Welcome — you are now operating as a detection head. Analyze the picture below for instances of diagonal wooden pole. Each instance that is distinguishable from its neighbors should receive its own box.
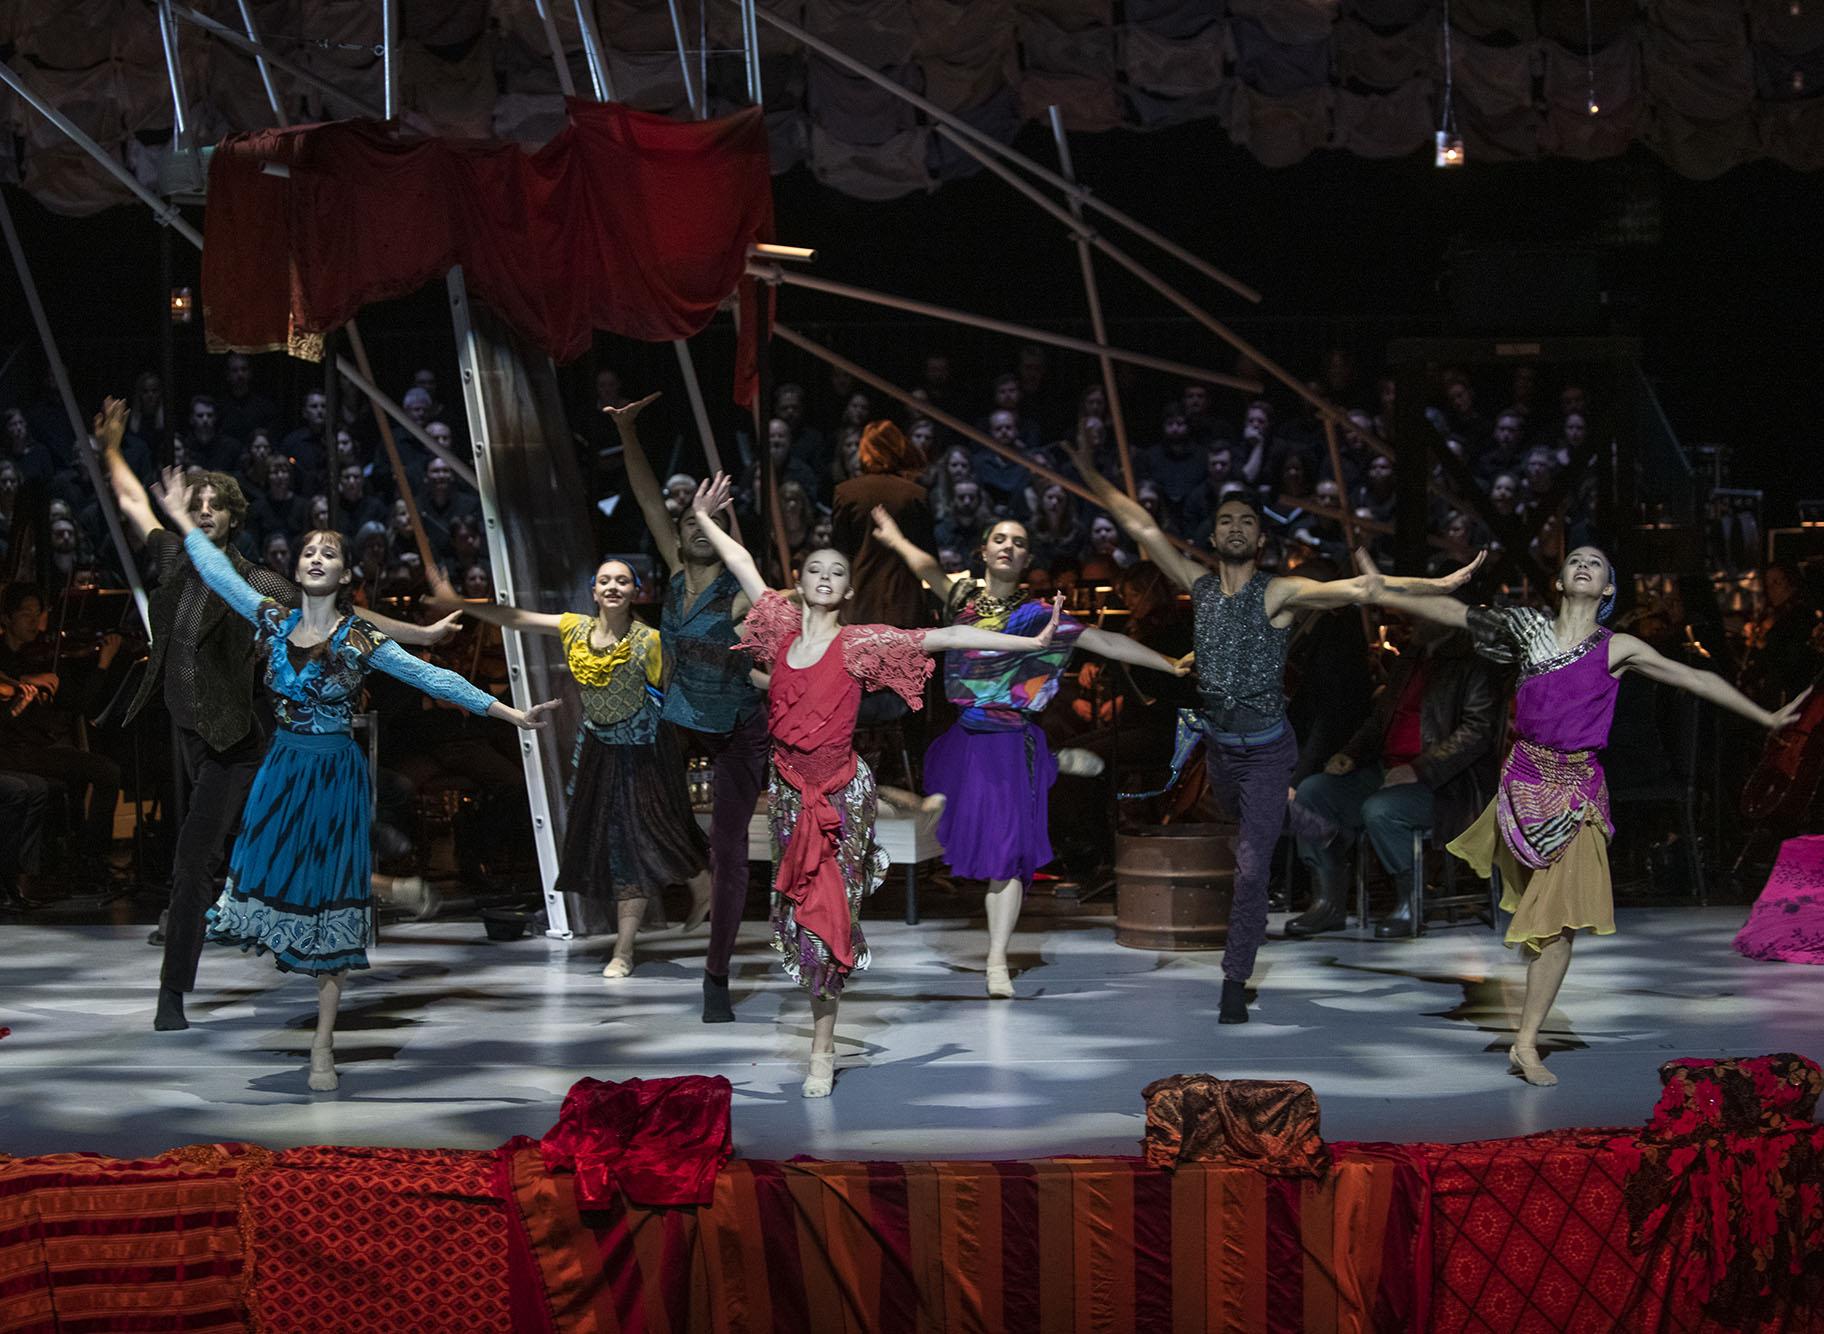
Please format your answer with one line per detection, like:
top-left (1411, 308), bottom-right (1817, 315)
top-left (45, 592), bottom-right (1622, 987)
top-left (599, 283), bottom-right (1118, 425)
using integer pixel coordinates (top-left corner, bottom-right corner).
top-left (345, 324), bottom-right (438, 571)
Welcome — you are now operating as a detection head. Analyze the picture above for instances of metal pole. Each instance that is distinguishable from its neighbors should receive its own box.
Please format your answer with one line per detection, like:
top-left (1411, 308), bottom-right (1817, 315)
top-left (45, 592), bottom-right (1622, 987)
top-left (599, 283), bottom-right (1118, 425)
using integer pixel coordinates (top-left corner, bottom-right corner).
top-left (664, 0), bottom-right (701, 117)
top-left (1048, 105), bottom-right (1134, 497)
top-left (571, 0), bottom-right (614, 101)
top-left (233, 0), bottom-right (285, 124)
top-left (446, 265), bottom-right (567, 933)
top-left (155, 2), bottom-right (191, 146)
top-left (381, 0), bottom-right (400, 119)
top-left (170, 5), bottom-right (384, 120)
top-left (750, 263), bottom-right (1259, 392)
top-left (331, 354), bottom-right (480, 489)
top-left (0, 61), bottom-right (203, 246)
top-left (741, 0), bottom-right (761, 104)
top-left (772, 320), bottom-right (1214, 569)
top-left (0, 193), bottom-right (151, 630)
top-left (730, 0), bottom-right (1260, 304)
top-left (531, 0), bottom-right (577, 98)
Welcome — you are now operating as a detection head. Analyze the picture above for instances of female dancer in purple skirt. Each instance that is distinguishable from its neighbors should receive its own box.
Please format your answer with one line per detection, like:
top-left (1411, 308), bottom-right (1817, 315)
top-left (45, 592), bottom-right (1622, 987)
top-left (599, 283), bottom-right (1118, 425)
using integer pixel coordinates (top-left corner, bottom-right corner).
top-left (1358, 546), bottom-right (1804, 1087)
top-left (871, 509), bottom-right (1190, 997)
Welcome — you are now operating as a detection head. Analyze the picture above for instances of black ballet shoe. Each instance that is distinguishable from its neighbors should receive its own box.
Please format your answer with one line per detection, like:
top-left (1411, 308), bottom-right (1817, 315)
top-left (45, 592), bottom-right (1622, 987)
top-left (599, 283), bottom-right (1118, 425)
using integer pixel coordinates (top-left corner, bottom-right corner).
top-left (701, 972), bottom-right (735, 1024)
top-left (153, 986), bottom-right (188, 1031)
top-left (1218, 978), bottom-right (1249, 1024)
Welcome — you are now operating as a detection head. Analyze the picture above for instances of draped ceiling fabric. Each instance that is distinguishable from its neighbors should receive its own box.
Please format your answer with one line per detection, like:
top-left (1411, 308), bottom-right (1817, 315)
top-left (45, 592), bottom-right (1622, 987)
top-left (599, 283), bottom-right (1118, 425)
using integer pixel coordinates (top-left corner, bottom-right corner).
top-left (3, 0), bottom-right (1821, 221)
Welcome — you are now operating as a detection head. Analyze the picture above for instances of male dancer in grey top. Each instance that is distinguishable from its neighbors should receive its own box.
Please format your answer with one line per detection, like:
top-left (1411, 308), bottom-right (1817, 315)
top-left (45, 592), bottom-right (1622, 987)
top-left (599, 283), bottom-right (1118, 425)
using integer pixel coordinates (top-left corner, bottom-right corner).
top-left (1070, 441), bottom-right (1478, 1022)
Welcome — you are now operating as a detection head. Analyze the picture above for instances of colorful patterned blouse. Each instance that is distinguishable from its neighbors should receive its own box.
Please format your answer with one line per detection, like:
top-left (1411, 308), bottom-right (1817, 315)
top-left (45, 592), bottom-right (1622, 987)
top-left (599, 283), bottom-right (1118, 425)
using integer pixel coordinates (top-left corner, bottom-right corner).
top-left (558, 612), bottom-right (664, 744)
top-left (941, 579), bottom-right (1083, 731)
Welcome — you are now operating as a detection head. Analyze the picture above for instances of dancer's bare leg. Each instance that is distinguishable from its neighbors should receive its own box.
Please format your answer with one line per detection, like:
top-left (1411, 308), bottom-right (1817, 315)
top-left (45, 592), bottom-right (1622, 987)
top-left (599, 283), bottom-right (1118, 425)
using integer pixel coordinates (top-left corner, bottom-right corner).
top-left (683, 870), bottom-right (713, 932)
top-left (876, 785), bottom-right (946, 818)
top-left (602, 896), bottom-right (646, 978)
top-left (309, 974), bottom-right (342, 1091)
top-left (983, 877), bottom-right (1023, 998)
top-left (1510, 929), bottom-right (1574, 1087)
top-left (804, 995), bottom-right (838, 1098)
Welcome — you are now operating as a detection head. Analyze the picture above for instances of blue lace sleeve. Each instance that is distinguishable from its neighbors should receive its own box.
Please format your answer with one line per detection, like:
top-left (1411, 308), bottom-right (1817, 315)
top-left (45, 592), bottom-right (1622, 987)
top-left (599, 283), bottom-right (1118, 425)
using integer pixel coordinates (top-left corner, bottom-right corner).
top-left (183, 528), bottom-right (272, 625)
top-left (368, 638), bottom-right (498, 716)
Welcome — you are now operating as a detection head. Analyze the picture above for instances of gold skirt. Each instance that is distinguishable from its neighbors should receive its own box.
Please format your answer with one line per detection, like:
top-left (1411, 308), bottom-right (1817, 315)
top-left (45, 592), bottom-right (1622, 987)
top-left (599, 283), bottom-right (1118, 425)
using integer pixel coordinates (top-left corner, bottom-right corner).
top-left (1447, 798), bottom-right (1614, 953)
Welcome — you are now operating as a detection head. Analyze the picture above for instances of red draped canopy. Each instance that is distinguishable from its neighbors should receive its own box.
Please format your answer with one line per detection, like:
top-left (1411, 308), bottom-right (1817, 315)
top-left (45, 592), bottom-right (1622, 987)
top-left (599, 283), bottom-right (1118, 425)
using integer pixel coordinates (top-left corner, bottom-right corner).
top-left (202, 101), bottom-right (772, 400)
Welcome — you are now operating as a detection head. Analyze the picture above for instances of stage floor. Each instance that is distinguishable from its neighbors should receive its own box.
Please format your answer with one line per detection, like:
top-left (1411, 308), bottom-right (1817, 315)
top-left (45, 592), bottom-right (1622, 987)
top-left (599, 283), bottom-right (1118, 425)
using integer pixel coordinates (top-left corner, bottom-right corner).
top-left (1, 906), bottom-right (1817, 1160)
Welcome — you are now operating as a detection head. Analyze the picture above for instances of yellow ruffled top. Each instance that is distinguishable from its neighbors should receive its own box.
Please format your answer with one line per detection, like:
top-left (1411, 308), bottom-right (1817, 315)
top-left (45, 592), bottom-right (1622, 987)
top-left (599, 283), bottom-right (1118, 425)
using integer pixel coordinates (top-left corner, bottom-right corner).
top-left (558, 613), bottom-right (663, 728)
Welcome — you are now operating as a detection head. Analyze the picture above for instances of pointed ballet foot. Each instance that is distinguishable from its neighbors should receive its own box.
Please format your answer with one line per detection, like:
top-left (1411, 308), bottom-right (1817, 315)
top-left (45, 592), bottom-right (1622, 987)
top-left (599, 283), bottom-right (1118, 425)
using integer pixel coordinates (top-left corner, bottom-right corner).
top-left (307, 1046), bottom-right (339, 1092)
top-left (682, 897), bottom-right (712, 933)
top-left (802, 1051), bottom-right (835, 1099)
top-left (153, 986), bottom-right (188, 1031)
top-left (1218, 978), bottom-right (1249, 1024)
top-left (702, 972), bottom-right (735, 1023)
top-left (1508, 1044), bottom-right (1557, 1087)
top-left (985, 963), bottom-right (1014, 999)
top-left (601, 956), bottom-right (632, 979)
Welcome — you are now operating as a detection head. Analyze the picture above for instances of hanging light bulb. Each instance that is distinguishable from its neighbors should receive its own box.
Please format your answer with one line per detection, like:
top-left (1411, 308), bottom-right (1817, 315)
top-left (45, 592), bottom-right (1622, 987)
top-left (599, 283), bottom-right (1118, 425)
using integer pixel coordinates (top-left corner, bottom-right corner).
top-left (1436, 0), bottom-right (1466, 167)
top-left (1587, 97), bottom-right (1601, 115)
top-left (1435, 129), bottom-right (1466, 167)
top-left (1582, 0), bottom-right (1600, 117)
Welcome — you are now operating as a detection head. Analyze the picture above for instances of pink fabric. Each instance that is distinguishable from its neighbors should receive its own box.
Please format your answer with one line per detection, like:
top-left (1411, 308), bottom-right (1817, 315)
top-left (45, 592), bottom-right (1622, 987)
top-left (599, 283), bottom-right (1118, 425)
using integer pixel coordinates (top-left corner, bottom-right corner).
top-left (1735, 834), bottom-right (1824, 965)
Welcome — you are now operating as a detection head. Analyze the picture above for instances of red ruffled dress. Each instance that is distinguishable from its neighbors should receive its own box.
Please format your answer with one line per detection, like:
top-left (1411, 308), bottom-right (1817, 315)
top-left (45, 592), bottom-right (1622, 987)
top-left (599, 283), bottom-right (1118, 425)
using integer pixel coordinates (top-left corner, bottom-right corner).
top-left (737, 592), bottom-right (932, 997)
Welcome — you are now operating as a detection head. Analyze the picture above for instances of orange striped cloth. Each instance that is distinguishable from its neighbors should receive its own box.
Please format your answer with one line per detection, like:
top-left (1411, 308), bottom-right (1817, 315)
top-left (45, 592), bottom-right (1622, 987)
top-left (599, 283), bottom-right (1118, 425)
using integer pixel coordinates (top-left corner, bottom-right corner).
top-left (503, 1147), bottom-right (1431, 1333)
top-left (0, 1144), bottom-right (252, 1333)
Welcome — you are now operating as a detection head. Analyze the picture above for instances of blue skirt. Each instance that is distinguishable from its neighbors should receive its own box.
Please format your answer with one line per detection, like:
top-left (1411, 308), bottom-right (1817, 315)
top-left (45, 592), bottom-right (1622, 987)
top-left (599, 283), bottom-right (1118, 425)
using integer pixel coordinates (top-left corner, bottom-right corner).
top-left (206, 728), bottom-right (373, 976)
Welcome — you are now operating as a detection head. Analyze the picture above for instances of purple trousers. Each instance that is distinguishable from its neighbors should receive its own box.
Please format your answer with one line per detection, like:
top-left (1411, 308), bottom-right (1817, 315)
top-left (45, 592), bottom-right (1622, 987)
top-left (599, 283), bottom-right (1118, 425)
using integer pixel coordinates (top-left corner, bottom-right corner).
top-left (679, 710), bottom-right (769, 977)
top-left (1203, 728), bottom-right (1297, 983)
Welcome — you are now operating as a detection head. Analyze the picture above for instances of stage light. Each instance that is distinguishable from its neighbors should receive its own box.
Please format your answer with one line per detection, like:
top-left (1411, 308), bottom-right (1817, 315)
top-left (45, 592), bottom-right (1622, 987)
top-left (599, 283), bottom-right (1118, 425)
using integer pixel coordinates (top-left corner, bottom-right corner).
top-left (169, 287), bottom-right (194, 323)
top-left (1587, 98), bottom-right (1601, 115)
top-left (1434, 131), bottom-right (1466, 168)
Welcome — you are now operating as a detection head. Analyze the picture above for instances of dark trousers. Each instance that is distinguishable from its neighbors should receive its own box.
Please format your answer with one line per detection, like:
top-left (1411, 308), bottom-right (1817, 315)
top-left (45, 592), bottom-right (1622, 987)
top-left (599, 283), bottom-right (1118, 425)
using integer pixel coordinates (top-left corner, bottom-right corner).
top-left (161, 726), bottom-right (264, 992)
top-left (1294, 766), bottom-right (1436, 900)
top-left (1204, 729), bottom-right (1298, 983)
top-left (0, 771), bottom-right (52, 886)
top-left (0, 744), bottom-right (121, 849)
top-left (686, 711), bottom-right (769, 976)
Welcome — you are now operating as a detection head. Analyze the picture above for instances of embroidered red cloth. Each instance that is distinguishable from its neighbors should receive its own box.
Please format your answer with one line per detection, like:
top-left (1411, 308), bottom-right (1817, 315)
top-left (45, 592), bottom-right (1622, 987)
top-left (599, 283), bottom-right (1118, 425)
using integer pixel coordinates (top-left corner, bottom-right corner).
top-left (202, 102), bottom-right (773, 388)
top-left (773, 747), bottom-right (862, 967)
top-left (1141, 1074), bottom-right (1330, 1176)
top-left (536, 1076), bottom-right (733, 1209)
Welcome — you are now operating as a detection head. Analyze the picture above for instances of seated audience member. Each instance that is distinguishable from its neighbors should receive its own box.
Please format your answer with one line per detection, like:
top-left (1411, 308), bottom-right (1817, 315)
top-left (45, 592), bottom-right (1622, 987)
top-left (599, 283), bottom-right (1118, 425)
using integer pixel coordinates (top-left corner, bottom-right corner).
top-left (739, 417), bottom-right (821, 521)
top-left (251, 456), bottom-right (309, 541)
top-left (973, 408), bottom-right (1031, 502)
top-left (1138, 401), bottom-right (1209, 508)
top-left (446, 514), bottom-right (488, 575)
top-left (417, 455), bottom-right (480, 557)
top-left (332, 461), bottom-right (387, 541)
top-left (124, 371), bottom-right (170, 469)
top-left (1235, 399), bottom-right (1275, 483)
top-left (1289, 613), bottom-right (1496, 939)
top-left (1437, 372), bottom-right (1490, 453)
top-left (771, 382), bottom-right (828, 479)
top-left (281, 389), bottom-right (329, 487)
top-left (983, 372), bottom-right (1042, 450)
top-left (262, 531), bottom-right (294, 577)
top-left (930, 443), bottom-right (976, 522)
top-left (0, 582), bottom-right (123, 873)
top-left (1180, 380), bottom-right (1222, 445)
top-left (1181, 443), bottom-right (1238, 544)
top-left (216, 353), bottom-right (281, 445)
top-left (1029, 482), bottom-right (1086, 571)
top-left (1083, 513), bottom-right (1134, 570)
top-left (3, 408), bottom-right (56, 489)
top-left (1354, 453), bottom-right (1397, 528)
top-left (181, 395), bottom-right (242, 474)
top-left (1476, 410), bottom-right (1528, 485)
top-left (662, 474), bottom-right (698, 521)
top-left (1519, 447), bottom-right (1558, 515)
top-left (934, 478), bottom-right (996, 551)
top-left (1488, 472), bottom-right (1521, 521)
top-left (1554, 410), bottom-right (1588, 468)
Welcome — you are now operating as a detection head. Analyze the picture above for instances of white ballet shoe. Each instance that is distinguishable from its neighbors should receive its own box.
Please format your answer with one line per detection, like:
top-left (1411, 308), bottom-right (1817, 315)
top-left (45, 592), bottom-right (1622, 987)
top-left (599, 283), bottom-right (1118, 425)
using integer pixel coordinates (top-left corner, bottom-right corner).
top-left (601, 956), bottom-right (632, 979)
top-left (308, 1045), bottom-right (339, 1092)
top-left (1508, 1044), bottom-right (1557, 1087)
top-left (802, 1051), bottom-right (836, 1098)
top-left (985, 963), bottom-right (1014, 999)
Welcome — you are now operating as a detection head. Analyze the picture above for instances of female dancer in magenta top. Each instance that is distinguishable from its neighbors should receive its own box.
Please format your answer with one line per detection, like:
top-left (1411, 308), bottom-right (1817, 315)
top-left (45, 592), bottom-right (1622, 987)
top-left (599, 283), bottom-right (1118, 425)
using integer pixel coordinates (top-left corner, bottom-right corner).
top-left (1359, 546), bottom-right (1802, 1088)
top-left (153, 470), bottom-right (556, 1092)
top-left (428, 558), bottom-right (711, 981)
top-left (870, 507), bottom-right (1190, 997)
top-left (688, 474), bottom-right (1061, 1097)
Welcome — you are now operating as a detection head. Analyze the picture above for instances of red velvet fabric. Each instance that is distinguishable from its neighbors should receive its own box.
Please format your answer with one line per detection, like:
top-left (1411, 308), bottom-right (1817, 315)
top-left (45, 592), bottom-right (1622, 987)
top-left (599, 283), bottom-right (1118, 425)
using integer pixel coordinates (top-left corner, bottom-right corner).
top-left (537, 1075), bottom-right (733, 1209)
top-left (202, 102), bottom-right (773, 383)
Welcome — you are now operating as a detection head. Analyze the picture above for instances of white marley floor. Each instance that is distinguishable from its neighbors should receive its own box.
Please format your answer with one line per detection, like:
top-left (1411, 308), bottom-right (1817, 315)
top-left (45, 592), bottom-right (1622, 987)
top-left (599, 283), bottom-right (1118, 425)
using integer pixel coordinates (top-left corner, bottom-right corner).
top-left (1, 908), bottom-right (1819, 1161)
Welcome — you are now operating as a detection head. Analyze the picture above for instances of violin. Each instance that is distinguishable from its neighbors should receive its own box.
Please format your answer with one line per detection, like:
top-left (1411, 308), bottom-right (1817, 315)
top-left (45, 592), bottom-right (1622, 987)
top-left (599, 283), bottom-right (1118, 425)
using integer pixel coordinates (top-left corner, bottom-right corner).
top-left (1740, 675), bottom-right (1824, 825)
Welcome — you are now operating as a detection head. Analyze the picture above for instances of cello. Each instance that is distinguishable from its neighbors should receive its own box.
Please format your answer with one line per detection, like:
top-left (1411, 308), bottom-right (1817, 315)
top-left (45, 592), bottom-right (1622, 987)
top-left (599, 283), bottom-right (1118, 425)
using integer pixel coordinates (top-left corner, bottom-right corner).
top-left (1740, 651), bottom-right (1824, 826)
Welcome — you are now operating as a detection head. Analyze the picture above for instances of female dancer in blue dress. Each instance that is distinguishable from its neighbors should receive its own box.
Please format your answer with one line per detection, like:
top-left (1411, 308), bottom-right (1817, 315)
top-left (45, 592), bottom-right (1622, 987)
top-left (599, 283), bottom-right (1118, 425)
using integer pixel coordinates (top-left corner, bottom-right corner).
top-left (869, 508), bottom-right (1191, 996)
top-left (153, 469), bottom-right (557, 1091)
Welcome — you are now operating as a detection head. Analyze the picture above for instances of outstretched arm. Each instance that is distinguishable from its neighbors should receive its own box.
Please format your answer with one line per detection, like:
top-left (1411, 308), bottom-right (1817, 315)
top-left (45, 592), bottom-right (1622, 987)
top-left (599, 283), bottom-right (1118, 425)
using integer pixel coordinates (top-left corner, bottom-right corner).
top-left (871, 504), bottom-right (952, 596)
top-left (1063, 437), bottom-right (1203, 592)
top-left (1075, 627), bottom-right (1194, 676)
top-left (424, 568), bottom-right (564, 637)
top-left (923, 595), bottom-right (1065, 654)
top-left (96, 396), bottom-right (155, 544)
top-left (356, 606), bottom-right (464, 646)
top-left (605, 393), bottom-right (681, 573)
top-left (367, 637), bottom-right (561, 730)
top-left (690, 472), bottom-right (769, 605)
top-left (1611, 633), bottom-right (1806, 730)
top-left (1270, 549), bottom-right (1486, 618)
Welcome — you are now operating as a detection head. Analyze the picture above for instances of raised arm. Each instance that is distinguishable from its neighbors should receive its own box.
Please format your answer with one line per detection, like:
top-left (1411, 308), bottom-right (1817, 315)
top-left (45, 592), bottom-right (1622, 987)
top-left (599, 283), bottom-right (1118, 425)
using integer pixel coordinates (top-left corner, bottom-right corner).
top-left (1610, 633), bottom-right (1806, 730)
top-left (1075, 626), bottom-right (1194, 676)
top-left (367, 637), bottom-right (560, 730)
top-left (96, 396), bottom-right (155, 544)
top-left (871, 504), bottom-right (951, 596)
top-left (1063, 438), bottom-right (1203, 592)
top-left (605, 393), bottom-right (681, 573)
top-left (425, 568), bottom-right (565, 637)
top-left (690, 472), bottom-right (769, 605)
top-left (923, 594), bottom-right (1065, 654)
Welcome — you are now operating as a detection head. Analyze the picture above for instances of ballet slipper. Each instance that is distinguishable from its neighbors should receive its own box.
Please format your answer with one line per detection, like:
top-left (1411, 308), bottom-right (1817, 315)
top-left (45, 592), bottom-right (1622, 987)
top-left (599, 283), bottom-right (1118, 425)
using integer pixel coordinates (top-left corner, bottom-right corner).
top-left (1508, 1044), bottom-right (1557, 1087)
top-left (601, 956), bottom-right (632, 979)
top-left (308, 1045), bottom-right (339, 1092)
top-left (802, 1051), bottom-right (836, 1099)
top-left (985, 962), bottom-right (1014, 999)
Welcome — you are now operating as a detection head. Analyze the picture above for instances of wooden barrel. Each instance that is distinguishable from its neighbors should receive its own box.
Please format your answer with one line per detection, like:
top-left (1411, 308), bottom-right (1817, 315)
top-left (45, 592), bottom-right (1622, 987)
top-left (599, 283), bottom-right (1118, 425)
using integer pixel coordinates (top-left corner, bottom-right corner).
top-left (1114, 823), bottom-right (1237, 951)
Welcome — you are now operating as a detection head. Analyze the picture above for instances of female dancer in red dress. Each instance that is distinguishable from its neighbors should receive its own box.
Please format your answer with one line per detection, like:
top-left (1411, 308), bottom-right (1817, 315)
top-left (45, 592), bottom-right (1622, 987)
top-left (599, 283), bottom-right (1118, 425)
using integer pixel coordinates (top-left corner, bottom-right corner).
top-left (689, 475), bottom-right (1062, 1097)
